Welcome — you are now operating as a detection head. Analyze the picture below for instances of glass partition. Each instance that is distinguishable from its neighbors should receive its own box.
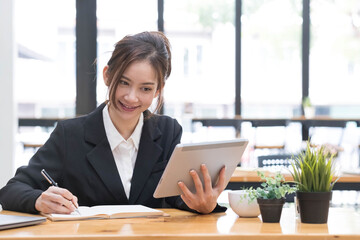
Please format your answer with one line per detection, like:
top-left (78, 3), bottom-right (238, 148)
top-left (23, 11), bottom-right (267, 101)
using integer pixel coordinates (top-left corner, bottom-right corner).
top-left (310, 0), bottom-right (360, 117)
top-left (14, 0), bottom-right (76, 168)
top-left (15, 0), bottom-right (76, 118)
top-left (241, 0), bottom-right (302, 118)
top-left (164, 0), bottom-right (236, 122)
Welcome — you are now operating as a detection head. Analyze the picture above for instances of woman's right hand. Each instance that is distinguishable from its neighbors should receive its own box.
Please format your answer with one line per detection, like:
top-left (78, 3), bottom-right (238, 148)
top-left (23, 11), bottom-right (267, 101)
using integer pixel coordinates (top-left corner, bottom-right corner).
top-left (35, 186), bottom-right (79, 214)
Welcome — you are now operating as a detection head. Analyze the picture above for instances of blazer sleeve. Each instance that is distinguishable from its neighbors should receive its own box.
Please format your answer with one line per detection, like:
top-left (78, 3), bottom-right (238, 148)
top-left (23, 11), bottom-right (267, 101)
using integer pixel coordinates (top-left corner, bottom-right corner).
top-left (0, 122), bottom-right (67, 213)
top-left (163, 120), bottom-right (226, 213)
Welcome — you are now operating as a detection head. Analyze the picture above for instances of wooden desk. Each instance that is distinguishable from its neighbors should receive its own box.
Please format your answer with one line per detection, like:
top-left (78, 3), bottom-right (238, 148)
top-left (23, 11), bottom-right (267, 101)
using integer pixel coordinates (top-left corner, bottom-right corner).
top-left (0, 207), bottom-right (359, 239)
top-left (228, 168), bottom-right (360, 191)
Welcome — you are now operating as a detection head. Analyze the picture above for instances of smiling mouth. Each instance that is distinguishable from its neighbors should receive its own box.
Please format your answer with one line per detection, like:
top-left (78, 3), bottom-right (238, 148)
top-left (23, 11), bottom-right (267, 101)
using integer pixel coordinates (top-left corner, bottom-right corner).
top-left (119, 101), bottom-right (139, 111)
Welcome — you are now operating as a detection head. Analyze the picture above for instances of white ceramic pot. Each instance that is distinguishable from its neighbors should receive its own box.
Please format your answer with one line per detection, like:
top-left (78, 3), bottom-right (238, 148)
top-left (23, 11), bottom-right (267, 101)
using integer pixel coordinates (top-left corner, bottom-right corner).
top-left (228, 190), bottom-right (260, 218)
top-left (304, 107), bottom-right (315, 118)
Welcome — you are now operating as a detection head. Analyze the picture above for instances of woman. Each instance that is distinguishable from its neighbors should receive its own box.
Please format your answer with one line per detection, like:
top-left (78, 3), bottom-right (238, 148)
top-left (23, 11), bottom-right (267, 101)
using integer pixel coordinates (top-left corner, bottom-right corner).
top-left (0, 31), bottom-right (226, 214)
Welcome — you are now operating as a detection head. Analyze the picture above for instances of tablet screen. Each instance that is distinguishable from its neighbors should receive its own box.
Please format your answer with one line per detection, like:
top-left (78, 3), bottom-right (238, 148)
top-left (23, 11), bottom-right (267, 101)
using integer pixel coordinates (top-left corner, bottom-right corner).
top-left (153, 139), bottom-right (248, 198)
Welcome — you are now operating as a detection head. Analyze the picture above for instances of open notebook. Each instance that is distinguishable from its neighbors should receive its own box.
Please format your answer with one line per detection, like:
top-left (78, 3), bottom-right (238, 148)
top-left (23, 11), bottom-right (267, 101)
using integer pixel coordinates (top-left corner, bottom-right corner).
top-left (43, 205), bottom-right (166, 221)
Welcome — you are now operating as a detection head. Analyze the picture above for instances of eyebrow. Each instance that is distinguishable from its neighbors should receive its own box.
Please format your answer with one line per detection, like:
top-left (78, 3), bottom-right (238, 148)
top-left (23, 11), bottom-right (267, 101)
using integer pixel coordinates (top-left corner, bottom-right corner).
top-left (121, 75), bottom-right (156, 85)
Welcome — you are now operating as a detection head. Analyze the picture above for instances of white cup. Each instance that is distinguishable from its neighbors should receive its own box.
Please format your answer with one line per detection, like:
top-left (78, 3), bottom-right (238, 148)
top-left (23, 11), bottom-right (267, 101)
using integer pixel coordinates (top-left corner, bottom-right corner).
top-left (228, 190), bottom-right (260, 218)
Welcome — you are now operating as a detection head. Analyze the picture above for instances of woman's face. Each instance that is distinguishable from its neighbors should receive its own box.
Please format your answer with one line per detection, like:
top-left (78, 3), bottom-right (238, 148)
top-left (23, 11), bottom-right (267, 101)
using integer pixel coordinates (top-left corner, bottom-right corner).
top-left (104, 61), bottom-right (159, 124)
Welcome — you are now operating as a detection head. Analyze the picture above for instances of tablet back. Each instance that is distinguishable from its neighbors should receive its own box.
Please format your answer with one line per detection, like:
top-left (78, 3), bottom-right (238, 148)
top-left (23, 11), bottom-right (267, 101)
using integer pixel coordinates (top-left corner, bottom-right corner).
top-left (153, 139), bottom-right (248, 198)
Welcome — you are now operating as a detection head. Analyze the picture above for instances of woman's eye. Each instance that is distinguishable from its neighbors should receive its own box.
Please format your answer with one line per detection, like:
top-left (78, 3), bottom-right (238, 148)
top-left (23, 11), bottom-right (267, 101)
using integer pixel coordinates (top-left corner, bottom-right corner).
top-left (119, 80), bottom-right (129, 85)
top-left (142, 87), bottom-right (152, 92)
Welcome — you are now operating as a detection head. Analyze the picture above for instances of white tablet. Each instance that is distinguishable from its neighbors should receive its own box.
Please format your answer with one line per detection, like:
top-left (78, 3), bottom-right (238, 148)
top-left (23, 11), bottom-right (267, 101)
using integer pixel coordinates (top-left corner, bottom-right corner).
top-left (153, 139), bottom-right (248, 198)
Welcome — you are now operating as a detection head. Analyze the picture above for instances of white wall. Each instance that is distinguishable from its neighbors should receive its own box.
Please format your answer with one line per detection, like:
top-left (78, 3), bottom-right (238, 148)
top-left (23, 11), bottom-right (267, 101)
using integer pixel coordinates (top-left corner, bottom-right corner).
top-left (0, 0), bottom-right (16, 188)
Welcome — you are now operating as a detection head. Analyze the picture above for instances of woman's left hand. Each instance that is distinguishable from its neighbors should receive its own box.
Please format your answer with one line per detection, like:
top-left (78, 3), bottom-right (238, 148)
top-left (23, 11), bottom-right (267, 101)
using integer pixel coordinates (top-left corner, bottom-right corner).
top-left (177, 164), bottom-right (226, 214)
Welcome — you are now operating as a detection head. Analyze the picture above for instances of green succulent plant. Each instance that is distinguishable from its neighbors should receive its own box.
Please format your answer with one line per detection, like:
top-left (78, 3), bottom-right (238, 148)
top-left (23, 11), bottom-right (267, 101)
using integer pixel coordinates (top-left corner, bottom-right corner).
top-left (245, 171), bottom-right (297, 201)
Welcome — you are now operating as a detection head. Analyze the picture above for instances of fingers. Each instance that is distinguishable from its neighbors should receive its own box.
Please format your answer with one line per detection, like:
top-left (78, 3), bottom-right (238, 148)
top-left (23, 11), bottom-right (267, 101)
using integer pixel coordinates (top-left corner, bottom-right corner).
top-left (50, 186), bottom-right (75, 201)
top-left (177, 181), bottom-right (194, 198)
top-left (190, 169), bottom-right (204, 195)
top-left (35, 186), bottom-right (78, 214)
top-left (177, 164), bottom-right (225, 214)
top-left (50, 187), bottom-right (78, 209)
top-left (178, 181), bottom-right (202, 212)
top-left (178, 181), bottom-right (202, 213)
top-left (71, 195), bottom-right (79, 208)
top-left (188, 164), bottom-right (225, 194)
top-left (200, 164), bottom-right (212, 192)
top-left (36, 194), bottom-right (74, 214)
top-left (40, 198), bottom-right (73, 214)
top-left (214, 166), bottom-right (226, 193)
top-left (50, 187), bottom-right (79, 207)
top-left (179, 193), bottom-right (192, 210)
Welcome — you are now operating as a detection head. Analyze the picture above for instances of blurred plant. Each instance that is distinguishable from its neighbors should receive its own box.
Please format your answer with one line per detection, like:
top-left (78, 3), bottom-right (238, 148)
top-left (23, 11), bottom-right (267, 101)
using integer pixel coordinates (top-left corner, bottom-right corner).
top-left (245, 171), bottom-right (296, 200)
top-left (302, 96), bottom-right (312, 108)
top-left (317, 143), bottom-right (343, 158)
top-left (187, 0), bottom-right (234, 30)
top-left (290, 141), bottom-right (339, 192)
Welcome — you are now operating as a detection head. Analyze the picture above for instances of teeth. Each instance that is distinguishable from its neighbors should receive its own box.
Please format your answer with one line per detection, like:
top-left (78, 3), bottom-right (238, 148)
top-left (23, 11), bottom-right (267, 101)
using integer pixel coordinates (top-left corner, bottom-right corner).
top-left (122, 102), bottom-right (137, 109)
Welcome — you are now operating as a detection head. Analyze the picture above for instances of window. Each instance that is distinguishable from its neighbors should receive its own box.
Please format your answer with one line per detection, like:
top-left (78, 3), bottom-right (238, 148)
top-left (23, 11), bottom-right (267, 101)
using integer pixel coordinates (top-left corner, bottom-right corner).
top-left (241, 0), bottom-right (302, 118)
top-left (15, 0), bottom-right (76, 118)
top-left (310, 0), bottom-right (360, 117)
top-left (164, 0), bottom-right (236, 123)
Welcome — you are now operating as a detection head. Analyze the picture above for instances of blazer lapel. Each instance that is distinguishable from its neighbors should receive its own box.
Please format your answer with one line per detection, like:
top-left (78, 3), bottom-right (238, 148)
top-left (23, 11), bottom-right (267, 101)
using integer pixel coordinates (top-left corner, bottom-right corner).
top-left (129, 117), bottom-right (163, 204)
top-left (84, 103), bottom-right (128, 203)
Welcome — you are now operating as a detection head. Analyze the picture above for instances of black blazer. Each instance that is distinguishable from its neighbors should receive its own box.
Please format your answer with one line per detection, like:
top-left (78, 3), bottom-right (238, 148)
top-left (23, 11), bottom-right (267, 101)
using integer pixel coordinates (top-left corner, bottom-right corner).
top-left (0, 103), bottom-right (187, 213)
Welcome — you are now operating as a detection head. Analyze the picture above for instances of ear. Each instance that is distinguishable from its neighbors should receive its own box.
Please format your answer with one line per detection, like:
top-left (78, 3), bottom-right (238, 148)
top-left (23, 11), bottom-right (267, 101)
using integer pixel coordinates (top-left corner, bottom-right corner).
top-left (103, 66), bottom-right (110, 86)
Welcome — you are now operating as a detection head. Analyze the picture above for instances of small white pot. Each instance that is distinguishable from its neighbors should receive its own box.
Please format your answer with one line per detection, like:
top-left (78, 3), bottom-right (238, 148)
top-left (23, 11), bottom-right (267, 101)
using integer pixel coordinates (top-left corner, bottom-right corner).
top-left (228, 190), bottom-right (260, 218)
top-left (304, 107), bottom-right (315, 118)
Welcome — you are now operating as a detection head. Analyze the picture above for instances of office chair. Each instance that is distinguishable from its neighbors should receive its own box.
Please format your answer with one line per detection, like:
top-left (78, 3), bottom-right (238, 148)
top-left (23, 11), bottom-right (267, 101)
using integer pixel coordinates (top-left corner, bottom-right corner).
top-left (257, 153), bottom-right (297, 202)
top-left (257, 154), bottom-right (296, 171)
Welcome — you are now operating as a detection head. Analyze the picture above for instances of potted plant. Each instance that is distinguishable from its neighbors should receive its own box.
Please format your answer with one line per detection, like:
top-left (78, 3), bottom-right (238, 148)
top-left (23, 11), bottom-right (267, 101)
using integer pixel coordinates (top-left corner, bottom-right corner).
top-left (228, 189), bottom-right (260, 218)
top-left (290, 142), bottom-right (339, 223)
top-left (302, 96), bottom-right (315, 118)
top-left (250, 171), bottom-right (296, 223)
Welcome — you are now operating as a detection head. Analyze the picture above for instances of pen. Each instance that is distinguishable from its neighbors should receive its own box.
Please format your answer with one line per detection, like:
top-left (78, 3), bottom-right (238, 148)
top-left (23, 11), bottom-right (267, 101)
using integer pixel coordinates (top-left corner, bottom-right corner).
top-left (41, 169), bottom-right (80, 214)
top-left (41, 169), bottom-right (58, 187)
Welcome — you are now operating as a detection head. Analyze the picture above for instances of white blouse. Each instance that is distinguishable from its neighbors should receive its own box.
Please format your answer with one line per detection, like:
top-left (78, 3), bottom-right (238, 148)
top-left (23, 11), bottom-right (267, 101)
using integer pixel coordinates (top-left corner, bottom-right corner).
top-left (102, 105), bottom-right (143, 199)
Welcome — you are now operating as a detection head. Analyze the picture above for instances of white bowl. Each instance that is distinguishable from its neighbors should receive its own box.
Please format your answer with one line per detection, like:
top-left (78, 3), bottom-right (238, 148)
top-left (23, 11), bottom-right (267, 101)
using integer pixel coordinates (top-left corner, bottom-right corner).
top-left (228, 190), bottom-right (260, 218)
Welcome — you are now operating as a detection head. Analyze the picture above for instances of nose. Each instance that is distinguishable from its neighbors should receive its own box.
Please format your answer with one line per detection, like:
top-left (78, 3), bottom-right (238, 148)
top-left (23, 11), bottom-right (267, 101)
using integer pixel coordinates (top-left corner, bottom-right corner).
top-left (124, 88), bottom-right (138, 102)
